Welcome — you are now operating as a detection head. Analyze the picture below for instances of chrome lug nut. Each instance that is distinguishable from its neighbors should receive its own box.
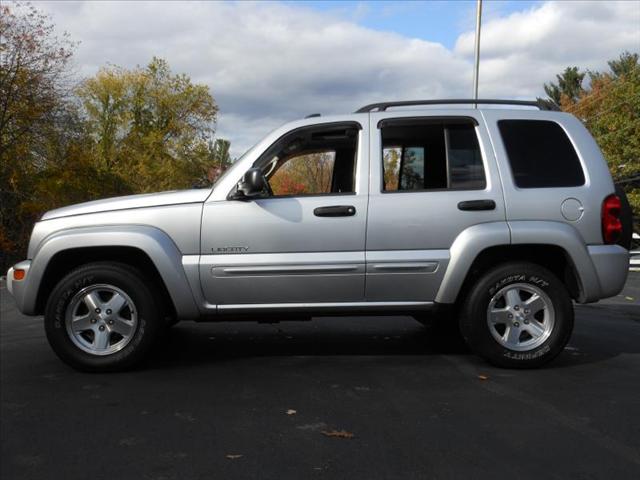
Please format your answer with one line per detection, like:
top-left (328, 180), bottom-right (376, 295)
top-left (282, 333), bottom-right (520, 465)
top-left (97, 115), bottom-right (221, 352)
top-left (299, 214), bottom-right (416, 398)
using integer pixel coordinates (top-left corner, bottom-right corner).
top-left (106, 309), bottom-right (112, 315)
top-left (514, 305), bottom-right (519, 311)
top-left (513, 322), bottom-right (520, 327)
top-left (508, 313), bottom-right (513, 319)
top-left (95, 308), bottom-right (101, 314)
top-left (91, 318), bottom-right (97, 324)
top-left (108, 320), bottom-right (114, 325)
top-left (524, 320), bottom-right (530, 324)
top-left (524, 308), bottom-right (530, 314)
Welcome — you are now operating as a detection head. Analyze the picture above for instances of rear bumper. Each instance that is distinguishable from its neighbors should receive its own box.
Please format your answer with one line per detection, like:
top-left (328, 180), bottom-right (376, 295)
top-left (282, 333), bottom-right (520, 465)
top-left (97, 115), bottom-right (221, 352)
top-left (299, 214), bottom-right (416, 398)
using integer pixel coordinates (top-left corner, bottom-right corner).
top-left (587, 245), bottom-right (629, 300)
top-left (5, 260), bottom-right (32, 314)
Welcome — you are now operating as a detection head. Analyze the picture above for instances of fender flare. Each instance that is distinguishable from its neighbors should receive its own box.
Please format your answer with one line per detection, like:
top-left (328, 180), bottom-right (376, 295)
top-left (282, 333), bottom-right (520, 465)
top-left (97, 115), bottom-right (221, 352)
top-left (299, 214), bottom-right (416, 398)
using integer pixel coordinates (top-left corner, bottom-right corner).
top-left (508, 220), bottom-right (600, 302)
top-left (435, 221), bottom-right (601, 304)
top-left (435, 222), bottom-right (510, 303)
top-left (23, 225), bottom-right (199, 318)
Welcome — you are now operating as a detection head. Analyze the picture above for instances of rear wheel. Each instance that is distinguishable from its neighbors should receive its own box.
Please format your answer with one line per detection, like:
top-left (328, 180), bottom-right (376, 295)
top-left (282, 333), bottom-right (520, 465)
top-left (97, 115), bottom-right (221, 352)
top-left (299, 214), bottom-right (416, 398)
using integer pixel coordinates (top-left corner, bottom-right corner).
top-left (45, 262), bottom-right (163, 372)
top-left (459, 262), bottom-right (573, 368)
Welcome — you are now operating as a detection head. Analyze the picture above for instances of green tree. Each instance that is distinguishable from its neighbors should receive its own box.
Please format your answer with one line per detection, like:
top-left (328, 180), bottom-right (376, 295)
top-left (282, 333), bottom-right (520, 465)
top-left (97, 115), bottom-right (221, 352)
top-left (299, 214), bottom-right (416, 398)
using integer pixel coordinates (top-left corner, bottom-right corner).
top-left (608, 51), bottom-right (639, 79)
top-left (209, 138), bottom-right (232, 182)
top-left (77, 58), bottom-right (220, 192)
top-left (76, 65), bottom-right (130, 170)
top-left (544, 66), bottom-right (586, 106)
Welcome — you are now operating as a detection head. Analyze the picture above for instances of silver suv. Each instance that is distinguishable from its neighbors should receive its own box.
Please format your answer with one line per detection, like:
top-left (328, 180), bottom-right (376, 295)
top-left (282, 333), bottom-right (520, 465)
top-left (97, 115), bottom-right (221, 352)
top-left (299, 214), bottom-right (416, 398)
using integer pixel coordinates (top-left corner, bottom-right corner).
top-left (6, 99), bottom-right (632, 371)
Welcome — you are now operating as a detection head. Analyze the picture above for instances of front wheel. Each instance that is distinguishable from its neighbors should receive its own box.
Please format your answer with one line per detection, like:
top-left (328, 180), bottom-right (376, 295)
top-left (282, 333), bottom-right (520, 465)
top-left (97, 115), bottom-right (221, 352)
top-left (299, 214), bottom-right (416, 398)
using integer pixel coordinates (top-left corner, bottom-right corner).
top-left (44, 262), bottom-right (163, 372)
top-left (459, 262), bottom-right (574, 368)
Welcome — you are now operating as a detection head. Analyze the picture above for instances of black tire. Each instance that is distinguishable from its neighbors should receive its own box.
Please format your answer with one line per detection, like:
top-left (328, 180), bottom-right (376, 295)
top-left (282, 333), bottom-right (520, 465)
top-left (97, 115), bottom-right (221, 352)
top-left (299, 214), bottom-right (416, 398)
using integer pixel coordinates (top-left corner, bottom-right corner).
top-left (459, 262), bottom-right (573, 368)
top-left (44, 262), bottom-right (163, 372)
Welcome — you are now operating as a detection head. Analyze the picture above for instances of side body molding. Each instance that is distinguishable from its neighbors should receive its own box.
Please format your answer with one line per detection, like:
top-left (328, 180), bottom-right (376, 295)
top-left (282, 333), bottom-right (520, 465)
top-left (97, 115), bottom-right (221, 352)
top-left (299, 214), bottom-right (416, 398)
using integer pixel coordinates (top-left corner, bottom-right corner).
top-left (508, 221), bottom-right (601, 303)
top-left (436, 222), bottom-right (511, 304)
top-left (24, 225), bottom-right (199, 318)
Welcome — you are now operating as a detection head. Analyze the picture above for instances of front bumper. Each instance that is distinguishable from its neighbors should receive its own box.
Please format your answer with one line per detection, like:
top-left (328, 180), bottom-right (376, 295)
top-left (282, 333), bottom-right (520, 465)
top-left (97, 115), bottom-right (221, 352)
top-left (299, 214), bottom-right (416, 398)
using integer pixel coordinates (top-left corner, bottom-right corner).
top-left (6, 260), bottom-right (32, 313)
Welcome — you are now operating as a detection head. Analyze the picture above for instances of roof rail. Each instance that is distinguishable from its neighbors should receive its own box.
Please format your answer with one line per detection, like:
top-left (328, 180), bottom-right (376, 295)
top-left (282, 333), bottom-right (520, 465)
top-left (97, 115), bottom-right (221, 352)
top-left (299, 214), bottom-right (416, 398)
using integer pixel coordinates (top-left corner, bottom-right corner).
top-left (355, 99), bottom-right (560, 113)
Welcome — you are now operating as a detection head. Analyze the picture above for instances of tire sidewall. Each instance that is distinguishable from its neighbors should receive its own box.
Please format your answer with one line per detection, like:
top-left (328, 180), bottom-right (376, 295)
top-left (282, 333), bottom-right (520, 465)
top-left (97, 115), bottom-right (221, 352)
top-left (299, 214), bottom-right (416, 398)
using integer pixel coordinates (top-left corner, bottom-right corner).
top-left (45, 263), bottom-right (159, 371)
top-left (460, 263), bottom-right (573, 368)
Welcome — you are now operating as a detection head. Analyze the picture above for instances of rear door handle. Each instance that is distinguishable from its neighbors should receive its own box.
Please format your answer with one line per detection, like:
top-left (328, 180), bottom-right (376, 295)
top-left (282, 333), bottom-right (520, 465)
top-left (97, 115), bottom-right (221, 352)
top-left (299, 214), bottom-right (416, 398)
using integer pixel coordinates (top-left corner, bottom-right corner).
top-left (457, 200), bottom-right (496, 211)
top-left (314, 205), bottom-right (356, 217)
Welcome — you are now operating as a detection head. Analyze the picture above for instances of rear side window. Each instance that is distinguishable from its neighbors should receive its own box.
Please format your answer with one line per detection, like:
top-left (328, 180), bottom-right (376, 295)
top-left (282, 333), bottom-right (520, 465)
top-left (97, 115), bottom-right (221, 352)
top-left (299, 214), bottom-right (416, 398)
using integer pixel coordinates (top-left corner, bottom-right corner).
top-left (498, 120), bottom-right (585, 188)
top-left (381, 119), bottom-right (485, 192)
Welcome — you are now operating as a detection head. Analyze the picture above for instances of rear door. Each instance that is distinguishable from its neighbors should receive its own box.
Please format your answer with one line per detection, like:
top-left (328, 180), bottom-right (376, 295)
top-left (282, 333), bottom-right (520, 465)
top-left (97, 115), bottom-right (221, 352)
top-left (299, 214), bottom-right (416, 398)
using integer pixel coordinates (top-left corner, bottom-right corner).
top-left (365, 111), bottom-right (506, 302)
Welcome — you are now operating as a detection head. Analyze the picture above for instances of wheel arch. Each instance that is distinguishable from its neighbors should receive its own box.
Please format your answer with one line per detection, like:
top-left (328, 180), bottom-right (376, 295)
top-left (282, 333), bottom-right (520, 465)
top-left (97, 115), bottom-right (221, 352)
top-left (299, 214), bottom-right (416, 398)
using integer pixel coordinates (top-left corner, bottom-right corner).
top-left (436, 221), bottom-right (602, 305)
top-left (25, 225), bottom-right (199, 318)
top-left (451, 244), bottom-right (583, 306)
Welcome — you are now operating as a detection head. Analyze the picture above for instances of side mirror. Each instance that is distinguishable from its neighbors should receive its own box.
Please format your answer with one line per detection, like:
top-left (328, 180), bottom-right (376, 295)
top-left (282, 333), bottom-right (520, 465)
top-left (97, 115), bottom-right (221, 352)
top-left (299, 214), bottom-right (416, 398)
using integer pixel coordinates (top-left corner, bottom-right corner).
top-left (229, 168), bottom-right (269, 200)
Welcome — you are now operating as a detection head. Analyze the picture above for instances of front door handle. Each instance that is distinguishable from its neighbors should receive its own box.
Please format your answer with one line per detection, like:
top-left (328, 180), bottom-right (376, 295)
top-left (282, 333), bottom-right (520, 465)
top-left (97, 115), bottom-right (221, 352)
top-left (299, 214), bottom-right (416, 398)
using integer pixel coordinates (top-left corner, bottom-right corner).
top-left (457, 200), bottom-right (496, 211)
top-left (314, 205), bottom-right (356, 217)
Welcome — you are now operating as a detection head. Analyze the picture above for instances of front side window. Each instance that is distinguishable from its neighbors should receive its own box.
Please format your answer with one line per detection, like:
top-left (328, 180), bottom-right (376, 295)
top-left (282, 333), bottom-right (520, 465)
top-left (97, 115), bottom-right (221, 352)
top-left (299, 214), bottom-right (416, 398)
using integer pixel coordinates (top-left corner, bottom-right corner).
top-left (269, 151), bottom-right (336, 196)
top-left (255, 123), bottom-right (359, 196)
top-left (381, 119), bottom-right (485, 192)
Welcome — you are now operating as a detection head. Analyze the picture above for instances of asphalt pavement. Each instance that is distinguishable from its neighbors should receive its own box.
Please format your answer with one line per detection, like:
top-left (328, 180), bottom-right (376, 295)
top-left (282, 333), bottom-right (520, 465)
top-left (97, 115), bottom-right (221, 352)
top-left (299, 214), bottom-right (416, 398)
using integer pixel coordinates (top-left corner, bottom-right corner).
top-left (1, 274), bottom-right (639, 480)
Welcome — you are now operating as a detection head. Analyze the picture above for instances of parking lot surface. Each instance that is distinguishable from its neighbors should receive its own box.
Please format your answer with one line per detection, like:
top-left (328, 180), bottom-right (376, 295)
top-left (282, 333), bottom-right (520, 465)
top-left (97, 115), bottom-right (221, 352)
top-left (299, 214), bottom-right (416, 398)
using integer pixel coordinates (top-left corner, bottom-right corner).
top-left (1, 274), bottom-right (639, 480)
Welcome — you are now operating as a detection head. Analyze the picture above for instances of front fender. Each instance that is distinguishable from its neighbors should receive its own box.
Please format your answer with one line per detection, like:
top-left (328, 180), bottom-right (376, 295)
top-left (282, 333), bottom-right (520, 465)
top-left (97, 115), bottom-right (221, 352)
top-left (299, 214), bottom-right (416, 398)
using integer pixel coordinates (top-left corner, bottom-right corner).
top-left (21, 225), bottom-right (199, 318)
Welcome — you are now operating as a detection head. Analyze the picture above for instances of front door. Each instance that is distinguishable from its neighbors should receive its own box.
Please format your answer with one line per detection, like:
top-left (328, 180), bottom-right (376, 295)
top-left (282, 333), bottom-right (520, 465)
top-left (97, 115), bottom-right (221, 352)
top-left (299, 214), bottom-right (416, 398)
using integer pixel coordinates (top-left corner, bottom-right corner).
top-left (200, 120), bottom-right (369, 310)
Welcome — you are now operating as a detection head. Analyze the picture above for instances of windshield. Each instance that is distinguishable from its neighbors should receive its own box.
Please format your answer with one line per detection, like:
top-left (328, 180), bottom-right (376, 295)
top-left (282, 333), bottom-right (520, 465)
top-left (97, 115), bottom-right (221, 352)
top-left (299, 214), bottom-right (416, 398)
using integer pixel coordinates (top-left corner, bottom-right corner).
top-left (211, 145), bottom-right (255, 189)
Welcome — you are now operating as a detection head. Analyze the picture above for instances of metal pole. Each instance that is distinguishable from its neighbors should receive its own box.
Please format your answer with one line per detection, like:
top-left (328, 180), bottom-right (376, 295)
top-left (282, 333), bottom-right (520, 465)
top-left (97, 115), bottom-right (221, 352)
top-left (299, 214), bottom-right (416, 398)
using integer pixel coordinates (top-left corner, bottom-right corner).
top-left (473, 0), bottom-right (483, 107)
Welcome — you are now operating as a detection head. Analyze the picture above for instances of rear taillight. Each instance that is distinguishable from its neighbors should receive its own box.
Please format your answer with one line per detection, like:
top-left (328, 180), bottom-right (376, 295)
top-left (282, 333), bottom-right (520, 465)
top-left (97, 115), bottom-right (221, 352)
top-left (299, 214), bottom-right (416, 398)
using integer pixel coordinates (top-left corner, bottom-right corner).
top-left (601, 194), bottom-right (622, 244)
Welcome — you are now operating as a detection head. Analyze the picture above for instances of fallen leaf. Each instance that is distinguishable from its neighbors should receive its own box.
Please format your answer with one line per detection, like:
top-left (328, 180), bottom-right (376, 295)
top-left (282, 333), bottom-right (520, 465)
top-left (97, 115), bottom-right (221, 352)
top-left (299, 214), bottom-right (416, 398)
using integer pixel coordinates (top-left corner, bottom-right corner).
top-left (321, 429), bottom-right (354, 439)
top-left (286, 409), bottom-right (297, 415)
top-left (226, 454), bottom-right (243, 460)
top-left (625, 296), bottom-right (634, 301)
top-left (477, 375), bottom-right (489, 380)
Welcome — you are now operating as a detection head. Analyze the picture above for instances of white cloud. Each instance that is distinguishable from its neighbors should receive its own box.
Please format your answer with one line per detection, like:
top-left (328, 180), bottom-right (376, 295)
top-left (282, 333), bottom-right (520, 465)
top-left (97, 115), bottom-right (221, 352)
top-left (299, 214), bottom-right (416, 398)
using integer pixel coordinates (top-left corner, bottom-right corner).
top-left (455, 1), bottom-right (640, 96)
top-left (31, 0), bottom-right (640, 156)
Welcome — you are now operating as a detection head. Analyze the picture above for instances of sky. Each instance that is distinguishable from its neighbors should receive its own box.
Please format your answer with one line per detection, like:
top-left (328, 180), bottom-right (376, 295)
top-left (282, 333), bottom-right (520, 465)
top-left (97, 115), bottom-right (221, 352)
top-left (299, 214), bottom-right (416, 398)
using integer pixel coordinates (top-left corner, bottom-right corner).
top-left (28, 0), bottom-right (640, 157)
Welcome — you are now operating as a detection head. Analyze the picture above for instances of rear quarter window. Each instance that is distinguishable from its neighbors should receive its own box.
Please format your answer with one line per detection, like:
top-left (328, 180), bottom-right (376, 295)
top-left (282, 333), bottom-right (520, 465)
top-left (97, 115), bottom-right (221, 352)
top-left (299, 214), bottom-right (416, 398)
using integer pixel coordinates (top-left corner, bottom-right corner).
top-left (498, 120), bottom-right (585, 188)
